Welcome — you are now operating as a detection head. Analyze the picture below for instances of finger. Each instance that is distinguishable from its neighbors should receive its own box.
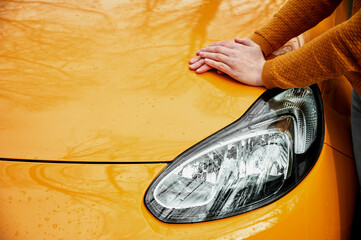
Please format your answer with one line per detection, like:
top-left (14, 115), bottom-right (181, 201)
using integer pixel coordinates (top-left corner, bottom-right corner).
top-left (209, 40), bottom-right (237, 49)
top-left (189, 55), bottom-right (202, 64)
top-left (197, 42), bottom-right (235, 55)
top-left (198, 51), bottom-right (230, 65)
top-left (217, 70), bottom-right (224, 74)
top-left (235, 38), bottom-right (257, 47)
top-left (189, 58), bottom-right (205, 70)
top-left (199, 46), bottom-right (233, 56)
top-left (195, 63), bottom-right (212, 74)
top-left (204, 58), bottom-right (231, 75)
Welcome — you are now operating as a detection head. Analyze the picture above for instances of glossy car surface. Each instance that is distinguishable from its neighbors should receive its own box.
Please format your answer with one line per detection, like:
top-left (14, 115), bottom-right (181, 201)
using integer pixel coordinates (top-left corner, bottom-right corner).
top-left (0, 0), bottom-right (357, 239)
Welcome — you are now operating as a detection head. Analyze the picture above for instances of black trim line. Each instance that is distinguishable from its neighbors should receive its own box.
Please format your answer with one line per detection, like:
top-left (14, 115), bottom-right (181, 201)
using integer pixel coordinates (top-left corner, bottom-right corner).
top-left (0, 158), bottom-right (171, 164)
top-left (324, 143), bottom-right (353, 159)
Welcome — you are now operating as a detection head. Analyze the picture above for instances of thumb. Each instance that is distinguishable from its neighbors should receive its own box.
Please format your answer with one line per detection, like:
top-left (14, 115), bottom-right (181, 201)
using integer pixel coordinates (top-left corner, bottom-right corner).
top-left (235, 38), bottom-right (257, 47)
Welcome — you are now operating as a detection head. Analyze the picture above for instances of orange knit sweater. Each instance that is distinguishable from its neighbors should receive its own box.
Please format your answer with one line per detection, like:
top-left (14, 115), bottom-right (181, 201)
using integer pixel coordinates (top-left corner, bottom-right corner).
top-left (250, 0), bottom-right (361, 95)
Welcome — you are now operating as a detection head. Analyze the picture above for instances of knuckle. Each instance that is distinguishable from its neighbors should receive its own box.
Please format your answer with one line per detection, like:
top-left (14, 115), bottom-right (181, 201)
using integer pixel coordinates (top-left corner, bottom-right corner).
top-left (211, 61), bottom-right (218, 68)
top-left (219, 64), bottom-right (227, 71)
top-left (236, 48), bottom-right (242, 55)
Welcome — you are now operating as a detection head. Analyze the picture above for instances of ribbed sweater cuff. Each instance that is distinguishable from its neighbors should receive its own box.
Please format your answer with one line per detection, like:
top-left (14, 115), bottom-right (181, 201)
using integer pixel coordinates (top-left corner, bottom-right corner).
top-left (249, 32), bottom-right (274, 57)
top-left (262, 60), bottom-right (277, 89)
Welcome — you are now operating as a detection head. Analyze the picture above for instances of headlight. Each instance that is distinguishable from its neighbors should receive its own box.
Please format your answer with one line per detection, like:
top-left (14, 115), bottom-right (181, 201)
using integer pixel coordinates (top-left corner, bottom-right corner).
top-left (145, 85), bottom-right (324, 223)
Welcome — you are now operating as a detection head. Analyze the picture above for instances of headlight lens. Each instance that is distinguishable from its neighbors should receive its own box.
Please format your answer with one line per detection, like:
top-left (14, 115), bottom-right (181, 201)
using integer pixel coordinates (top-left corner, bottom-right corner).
top-left (145, 85), bottom-right (324, 223)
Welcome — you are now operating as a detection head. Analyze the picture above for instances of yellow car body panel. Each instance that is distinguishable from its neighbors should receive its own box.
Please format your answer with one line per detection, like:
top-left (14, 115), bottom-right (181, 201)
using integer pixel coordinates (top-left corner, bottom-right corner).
top-left (0, 0), bottom-right (352, 162)
top-left (0, 0), bottom-right (269, 162)
top-left (0, 0), bottom-right (357, 239)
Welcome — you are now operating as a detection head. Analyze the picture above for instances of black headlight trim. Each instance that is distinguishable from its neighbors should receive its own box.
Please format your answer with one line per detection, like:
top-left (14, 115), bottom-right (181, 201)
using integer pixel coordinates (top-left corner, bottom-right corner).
top-left (144, 84), bottom-right (324, 224)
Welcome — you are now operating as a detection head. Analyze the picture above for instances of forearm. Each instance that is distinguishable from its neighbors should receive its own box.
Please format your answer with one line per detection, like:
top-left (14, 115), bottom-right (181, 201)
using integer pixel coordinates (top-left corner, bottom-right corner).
top-left (250, 0), bottom-right (343, 56)
top-left (262, 10), bottom-right (361, 89)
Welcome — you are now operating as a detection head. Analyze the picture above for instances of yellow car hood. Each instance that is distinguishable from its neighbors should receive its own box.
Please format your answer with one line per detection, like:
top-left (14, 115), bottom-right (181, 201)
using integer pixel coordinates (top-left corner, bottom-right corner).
top-left (0, 0), bottom-right (273, 162)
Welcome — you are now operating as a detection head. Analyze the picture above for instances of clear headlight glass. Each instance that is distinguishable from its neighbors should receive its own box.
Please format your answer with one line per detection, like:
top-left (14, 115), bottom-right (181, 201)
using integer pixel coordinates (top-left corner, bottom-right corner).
top-left (145, 85), bottom-right (324, 223)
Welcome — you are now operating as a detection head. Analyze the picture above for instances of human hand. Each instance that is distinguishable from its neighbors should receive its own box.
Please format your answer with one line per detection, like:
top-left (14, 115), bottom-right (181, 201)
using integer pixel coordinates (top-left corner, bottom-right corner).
top-left (189, 40), bottom-right (238, 74)
top-left (189, 38), bottom-right (266, 87)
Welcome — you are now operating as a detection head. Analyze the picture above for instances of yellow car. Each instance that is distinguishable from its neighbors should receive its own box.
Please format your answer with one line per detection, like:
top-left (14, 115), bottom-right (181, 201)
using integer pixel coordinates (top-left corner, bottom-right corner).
top-left (0, 0), bottom-right (357, 239)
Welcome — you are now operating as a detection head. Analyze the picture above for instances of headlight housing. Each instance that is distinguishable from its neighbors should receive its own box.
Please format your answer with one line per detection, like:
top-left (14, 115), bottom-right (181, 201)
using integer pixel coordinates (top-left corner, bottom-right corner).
top-left (145, 85), bottom-right (324, 223)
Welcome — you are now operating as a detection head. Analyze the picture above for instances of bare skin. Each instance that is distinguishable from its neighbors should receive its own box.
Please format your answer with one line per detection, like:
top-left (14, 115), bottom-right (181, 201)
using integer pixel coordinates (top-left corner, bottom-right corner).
top-left (189, 38), bottom-right (266, 86)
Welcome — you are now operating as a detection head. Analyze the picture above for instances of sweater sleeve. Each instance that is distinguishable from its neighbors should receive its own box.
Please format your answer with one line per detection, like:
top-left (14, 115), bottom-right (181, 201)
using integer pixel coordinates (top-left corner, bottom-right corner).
top-left (249, 0), bottom-right (343, 56)
top-left (262, 9), bottom-right (361, 90)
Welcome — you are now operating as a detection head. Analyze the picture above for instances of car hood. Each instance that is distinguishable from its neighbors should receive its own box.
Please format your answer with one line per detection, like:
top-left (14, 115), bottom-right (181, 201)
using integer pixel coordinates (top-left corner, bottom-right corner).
top-left (0, 0), bottom-right (271, 162)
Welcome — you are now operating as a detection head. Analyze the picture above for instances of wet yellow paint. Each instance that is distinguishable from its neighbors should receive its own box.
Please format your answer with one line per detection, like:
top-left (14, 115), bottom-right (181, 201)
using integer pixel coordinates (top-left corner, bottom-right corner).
top-left (0, 0), bottom-right (281, 162)
top-left (0, 0), bottom-right (352, 162)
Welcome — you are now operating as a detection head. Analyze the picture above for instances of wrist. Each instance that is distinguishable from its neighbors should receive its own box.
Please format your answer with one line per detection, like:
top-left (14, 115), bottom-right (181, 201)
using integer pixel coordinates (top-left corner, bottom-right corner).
top-left (257, 59), bottom-right (266, 86)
